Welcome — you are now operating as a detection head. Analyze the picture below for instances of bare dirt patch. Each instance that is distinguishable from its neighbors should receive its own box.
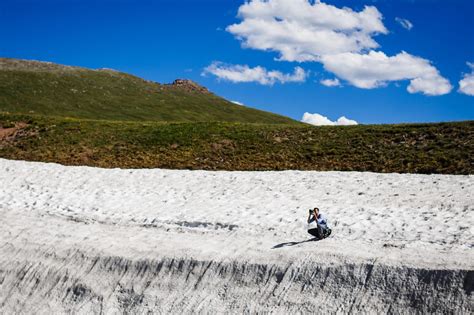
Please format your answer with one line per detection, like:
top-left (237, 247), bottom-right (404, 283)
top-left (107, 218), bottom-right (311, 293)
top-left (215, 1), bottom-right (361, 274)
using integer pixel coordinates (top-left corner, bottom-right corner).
top-left (0, 122), bottom-right (38, 146)
top-left (0, 122), bottom-right (28, 140)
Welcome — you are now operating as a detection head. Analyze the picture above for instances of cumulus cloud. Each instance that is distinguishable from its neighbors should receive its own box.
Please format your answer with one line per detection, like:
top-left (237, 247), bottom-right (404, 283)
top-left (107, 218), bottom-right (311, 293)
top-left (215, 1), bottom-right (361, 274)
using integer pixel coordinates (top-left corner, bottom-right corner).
top-left (459, 62), bottom-right (474, 96)
top-left (224, 0), bottom-right (451, 96)
top-left (320, 78), bottom-right (341, 87)
top-left (203, 62), bottom-right (307, 86)
top-left (321, 51), bottom-right (452, 95)
top-left (227, 0), bottom-right (387, 62)
top-left (395, 17), bottom-right (413, 30)
top-left (301, 112), bottom-right (358, 126)
top-left (231, 100), bottom-right (244, 105)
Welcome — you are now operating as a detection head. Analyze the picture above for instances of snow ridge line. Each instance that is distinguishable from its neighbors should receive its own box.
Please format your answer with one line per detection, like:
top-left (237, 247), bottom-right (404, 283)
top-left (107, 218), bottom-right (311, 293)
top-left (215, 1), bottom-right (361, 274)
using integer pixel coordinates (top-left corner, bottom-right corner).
top-left (0, 247), bottom-right (472, 314)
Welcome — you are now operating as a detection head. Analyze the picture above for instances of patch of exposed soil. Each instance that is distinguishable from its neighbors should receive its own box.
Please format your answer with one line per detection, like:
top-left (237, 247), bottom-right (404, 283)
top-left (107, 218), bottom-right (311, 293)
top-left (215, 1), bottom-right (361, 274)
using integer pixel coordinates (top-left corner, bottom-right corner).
top-left (0, 122), bottom-right (37, 144)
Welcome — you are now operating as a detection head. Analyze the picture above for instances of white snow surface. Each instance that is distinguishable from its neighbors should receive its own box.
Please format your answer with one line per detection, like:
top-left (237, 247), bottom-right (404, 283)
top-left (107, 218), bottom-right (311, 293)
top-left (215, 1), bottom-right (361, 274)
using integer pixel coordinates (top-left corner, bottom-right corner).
top-left (0, 159), bottom-right (473, 313)
top-left (1, 158), bottom-right (472, 266)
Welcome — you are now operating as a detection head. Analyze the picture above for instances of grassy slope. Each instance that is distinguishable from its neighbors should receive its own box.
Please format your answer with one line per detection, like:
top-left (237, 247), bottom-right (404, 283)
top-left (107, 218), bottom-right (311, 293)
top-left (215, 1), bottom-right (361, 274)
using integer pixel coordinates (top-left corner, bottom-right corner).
top-left (0, 58), bottom-right (297, 124)
top-left (1, 58), bottom-right (472, 174)
top-left (1, 113), bottom-right (473, 174)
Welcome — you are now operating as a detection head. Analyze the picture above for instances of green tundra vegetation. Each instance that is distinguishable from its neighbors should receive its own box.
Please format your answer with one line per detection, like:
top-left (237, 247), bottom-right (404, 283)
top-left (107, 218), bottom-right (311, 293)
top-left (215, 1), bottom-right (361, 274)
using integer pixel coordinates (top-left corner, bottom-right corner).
top-left (1, 114), bottom-right (472, 174)
top-left (0, 58), bottom-right (297, 124)
top-left (1, 58), bottom-right (472, 174)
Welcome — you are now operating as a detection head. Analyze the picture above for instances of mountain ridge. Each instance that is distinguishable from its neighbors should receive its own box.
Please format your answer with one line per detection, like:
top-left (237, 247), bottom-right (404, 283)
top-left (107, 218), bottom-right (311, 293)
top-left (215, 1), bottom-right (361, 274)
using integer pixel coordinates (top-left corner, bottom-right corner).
top-left (0, 57), bottom-right (298, 124)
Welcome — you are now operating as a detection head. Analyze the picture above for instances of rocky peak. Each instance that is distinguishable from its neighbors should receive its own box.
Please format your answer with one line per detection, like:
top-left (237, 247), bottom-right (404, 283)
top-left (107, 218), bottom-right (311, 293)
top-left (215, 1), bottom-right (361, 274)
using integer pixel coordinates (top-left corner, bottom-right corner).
top-left (171, 79), bottom-right (209, 94)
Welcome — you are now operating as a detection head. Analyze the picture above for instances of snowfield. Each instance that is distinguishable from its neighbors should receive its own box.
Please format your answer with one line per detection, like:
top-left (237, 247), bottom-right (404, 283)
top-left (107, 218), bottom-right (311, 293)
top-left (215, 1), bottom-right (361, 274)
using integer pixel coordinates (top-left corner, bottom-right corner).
top-left (0, 159), bottom-right (473, 313)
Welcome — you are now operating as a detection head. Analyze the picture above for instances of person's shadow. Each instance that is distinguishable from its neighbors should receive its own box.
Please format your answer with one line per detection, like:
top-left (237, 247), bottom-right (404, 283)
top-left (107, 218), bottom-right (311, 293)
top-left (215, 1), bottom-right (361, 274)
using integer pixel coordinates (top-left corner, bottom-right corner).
top-left (272, 238), bottom-right (320, 249)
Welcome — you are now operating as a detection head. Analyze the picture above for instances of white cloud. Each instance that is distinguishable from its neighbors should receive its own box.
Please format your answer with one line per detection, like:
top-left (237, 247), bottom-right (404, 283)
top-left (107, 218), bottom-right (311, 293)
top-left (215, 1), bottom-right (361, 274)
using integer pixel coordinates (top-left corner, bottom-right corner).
top-left (227, 0), bottom-right (387, 62)
top-left (395, 17), bottom-right (413, 30)
top-left (231, 100), bottom-right (244, 105)
top-left (321, 51), bottom-right (452, 95)
top-left (459, 62), bottom-right (474, 96)
top-left (203, 62), bottom-right (307, 86)
top-left (301, 112), bottom-right (358, 126)
top-left (336, 116), bottom-right (359, 126)
top-left (320, 78), bottom-right (341, 87)
top-left (224, 0), bottom-right (451, 96)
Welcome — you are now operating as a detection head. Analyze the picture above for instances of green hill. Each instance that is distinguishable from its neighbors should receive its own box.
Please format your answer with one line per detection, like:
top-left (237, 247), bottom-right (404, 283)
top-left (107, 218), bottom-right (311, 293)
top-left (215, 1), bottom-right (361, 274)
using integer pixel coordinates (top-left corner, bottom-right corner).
top-left (1, 58), bottom-right (472, 175)
top-left (1, 113), bottom-right (473, 174)
top-left (0, 58), bottom-right (298, 124)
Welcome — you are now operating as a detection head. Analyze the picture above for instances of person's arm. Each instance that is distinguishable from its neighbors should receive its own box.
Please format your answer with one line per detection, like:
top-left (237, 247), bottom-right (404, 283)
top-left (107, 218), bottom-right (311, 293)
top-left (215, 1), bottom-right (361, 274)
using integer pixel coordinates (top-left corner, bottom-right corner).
top-left (314, 212), bottom-right (322, 227)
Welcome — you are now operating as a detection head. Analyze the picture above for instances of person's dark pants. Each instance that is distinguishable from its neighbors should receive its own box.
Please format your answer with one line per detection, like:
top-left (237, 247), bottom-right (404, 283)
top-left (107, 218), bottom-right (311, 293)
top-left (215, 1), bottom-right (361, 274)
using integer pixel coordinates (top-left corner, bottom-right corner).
top-left (308, 226), bottom-right (323, 239)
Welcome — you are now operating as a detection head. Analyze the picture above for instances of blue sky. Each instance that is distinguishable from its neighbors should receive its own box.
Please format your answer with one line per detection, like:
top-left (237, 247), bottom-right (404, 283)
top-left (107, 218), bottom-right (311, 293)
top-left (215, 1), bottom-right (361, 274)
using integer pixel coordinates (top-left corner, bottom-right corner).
top-left (1, 0), bottom-right (473, 124)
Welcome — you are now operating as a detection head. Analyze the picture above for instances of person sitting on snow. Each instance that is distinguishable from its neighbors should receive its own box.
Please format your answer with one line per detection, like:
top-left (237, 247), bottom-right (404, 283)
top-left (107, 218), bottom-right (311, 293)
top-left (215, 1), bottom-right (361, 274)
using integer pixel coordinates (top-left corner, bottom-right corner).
top-left (307, 207), bottom-right (331, 239)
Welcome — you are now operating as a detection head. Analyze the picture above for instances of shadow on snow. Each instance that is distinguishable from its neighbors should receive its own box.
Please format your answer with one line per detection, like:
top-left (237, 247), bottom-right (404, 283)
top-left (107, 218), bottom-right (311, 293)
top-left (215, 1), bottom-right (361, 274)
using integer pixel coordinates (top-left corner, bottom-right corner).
top-left (272, 238), bottom-right (320, 249)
